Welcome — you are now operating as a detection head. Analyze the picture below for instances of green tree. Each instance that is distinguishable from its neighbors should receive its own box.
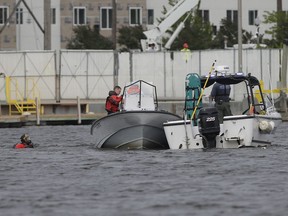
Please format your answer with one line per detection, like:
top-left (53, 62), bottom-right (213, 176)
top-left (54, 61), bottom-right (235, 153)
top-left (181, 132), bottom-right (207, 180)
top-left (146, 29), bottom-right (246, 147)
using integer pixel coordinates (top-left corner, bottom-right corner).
top-left (118, 25), bottom-right (146, 50)
top-left (161, 0), bottom-right (213, 50)
top-left (211, 19), bottom-right (251, 49)
top-left (67, 25), bottom-right (113, 49)
top-left (168, 12), bottom-right (213, 50)
top-left (263, 11), bottom-right (288, 48)
top-left (211, 19), bottom-right (238, 49)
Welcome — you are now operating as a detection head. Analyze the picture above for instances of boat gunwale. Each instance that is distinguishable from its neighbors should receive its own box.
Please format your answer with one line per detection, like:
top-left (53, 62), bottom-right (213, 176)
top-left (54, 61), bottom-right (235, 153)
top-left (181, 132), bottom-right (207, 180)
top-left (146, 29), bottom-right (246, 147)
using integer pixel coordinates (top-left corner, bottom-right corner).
top-left (91, 110), bottom-right (181, 135)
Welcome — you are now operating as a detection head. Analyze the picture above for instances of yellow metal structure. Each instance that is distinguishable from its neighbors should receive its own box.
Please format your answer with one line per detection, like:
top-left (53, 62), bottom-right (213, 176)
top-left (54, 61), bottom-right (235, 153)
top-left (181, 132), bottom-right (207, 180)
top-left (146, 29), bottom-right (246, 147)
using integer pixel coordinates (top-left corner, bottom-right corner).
top-left (255, 80), bottom-right (288, 103)
top-left (5, 76), bottom-right (41, 115)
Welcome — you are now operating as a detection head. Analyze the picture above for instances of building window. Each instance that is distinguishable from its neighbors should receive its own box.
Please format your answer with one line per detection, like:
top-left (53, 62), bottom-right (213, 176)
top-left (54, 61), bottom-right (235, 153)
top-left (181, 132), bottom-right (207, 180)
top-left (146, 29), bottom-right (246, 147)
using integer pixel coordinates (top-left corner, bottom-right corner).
top-left (73, 7), bottom-right (86, 25)
top-left (129, 7), bottom-right (142, 25)
top-left (100, 7), bottom-right (112, 29)
top-left (248, 10), bottom-right (258, 25)
top-left (0, 6), bottom-right (8, 25)
top-left (51, 8), bottom-right (56, 24)
top-left (227, 10), bottom-right (238, 24)
top-left (148, 9), bottom-right (154, 25)
top-left (212, 25), bottom-right (217, 35)
top-left (198, 10), bottom-right (209, 22)
top-left (16, 8), bottom-right (23, 24)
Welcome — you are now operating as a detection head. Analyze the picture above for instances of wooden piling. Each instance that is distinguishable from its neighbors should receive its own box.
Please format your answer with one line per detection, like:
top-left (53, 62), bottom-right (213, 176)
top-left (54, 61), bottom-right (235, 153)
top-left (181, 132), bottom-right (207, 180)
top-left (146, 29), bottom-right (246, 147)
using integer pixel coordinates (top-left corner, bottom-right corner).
top-left (36, 97), bottom-right (40, 125)
top-left (77, 96), bottom-right (81, 124)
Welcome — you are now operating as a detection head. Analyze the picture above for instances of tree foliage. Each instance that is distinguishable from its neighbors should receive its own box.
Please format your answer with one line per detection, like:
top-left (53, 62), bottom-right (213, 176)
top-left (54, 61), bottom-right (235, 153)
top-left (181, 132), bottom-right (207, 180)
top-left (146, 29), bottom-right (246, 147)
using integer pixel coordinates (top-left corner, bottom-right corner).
top-left (168, 12), bottom-right (213, 50)
top-left (67, 25), bottom-right (113, 49)
top-left (211, 19), bottom-right (237, 49)
top-left (162, 0), bottom-right (213, 50)
top-left (211, 19), bottom-right (251, 49)
top-left (263, 11), bottom-right (288, 48)
top-left (117, 25), bottom-right (146, 50)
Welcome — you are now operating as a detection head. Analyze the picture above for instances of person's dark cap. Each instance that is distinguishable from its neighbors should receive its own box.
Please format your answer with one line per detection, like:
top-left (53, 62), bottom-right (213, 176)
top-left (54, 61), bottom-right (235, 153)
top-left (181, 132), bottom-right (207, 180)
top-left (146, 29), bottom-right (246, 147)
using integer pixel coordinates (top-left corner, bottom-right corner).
top-left (109, 90), bottom-right (116, 96)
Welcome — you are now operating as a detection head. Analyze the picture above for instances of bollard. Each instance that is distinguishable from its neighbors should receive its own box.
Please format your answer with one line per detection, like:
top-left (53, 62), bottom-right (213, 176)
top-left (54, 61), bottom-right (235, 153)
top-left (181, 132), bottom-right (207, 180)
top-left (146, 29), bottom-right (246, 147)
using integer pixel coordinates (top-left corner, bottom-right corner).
top-left (77, 96), bottom-right (81, 124)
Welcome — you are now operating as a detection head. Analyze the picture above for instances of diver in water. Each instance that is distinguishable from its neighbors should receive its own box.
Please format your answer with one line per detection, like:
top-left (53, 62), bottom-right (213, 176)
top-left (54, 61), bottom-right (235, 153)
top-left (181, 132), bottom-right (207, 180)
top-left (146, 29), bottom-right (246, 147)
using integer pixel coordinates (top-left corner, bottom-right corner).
top-left (14, 134), bottom-right (34, 149)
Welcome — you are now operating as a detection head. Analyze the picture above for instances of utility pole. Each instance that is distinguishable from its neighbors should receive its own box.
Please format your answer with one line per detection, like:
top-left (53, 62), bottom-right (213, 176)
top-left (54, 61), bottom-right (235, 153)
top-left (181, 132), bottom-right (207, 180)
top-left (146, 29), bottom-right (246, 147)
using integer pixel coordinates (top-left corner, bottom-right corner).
top-left (112, 0), bottom-right (117, 50)
top-left (44, 0), bottom-right (51, 50)
top-left (234, 0), bottom-right (244, 102)
top-left (237, 0), bottom-right (242, 73)
top-left (277, 0), bottom-right (283, 90)
top-left (277, 0), bottom-right (282, 11)
top-left (112, 0), bottom-right (118, 86)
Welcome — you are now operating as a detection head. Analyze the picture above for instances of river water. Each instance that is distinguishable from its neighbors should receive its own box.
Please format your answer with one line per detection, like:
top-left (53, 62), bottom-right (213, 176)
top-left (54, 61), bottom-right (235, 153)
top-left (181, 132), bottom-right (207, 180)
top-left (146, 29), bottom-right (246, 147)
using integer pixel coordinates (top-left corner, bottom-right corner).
top-left (1, 122), bottom-right (288, 216)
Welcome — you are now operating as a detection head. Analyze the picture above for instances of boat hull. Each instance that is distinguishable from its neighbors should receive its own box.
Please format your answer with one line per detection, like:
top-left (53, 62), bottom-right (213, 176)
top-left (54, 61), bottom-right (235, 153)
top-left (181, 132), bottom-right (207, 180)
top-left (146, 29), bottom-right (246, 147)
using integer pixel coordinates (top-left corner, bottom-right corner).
top-left (91, 111), bottom-right (181, 149)
top-left (164, 114), bottom-right (282, 149)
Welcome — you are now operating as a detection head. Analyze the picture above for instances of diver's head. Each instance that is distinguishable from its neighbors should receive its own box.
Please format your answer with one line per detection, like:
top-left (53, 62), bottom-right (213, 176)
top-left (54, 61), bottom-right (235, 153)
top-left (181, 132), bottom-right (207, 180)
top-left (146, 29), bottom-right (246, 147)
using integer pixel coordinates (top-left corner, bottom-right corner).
top-left (20, 134), bottom-right (31, 144)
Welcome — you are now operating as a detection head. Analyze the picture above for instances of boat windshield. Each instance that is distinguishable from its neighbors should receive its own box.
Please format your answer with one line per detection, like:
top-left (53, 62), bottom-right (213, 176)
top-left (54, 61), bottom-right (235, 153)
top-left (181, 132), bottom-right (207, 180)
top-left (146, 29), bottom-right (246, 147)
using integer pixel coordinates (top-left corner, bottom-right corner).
top-left (200, 73), bottom-right (268, 115)
top-left (122, 80), bottom-right (158, 111)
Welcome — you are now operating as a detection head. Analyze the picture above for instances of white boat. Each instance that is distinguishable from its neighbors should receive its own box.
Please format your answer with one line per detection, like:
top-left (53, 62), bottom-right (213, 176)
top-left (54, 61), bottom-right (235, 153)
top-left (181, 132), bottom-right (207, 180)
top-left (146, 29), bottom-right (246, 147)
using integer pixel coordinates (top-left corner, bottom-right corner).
top-left (164, 73), bottom-right (282, 149)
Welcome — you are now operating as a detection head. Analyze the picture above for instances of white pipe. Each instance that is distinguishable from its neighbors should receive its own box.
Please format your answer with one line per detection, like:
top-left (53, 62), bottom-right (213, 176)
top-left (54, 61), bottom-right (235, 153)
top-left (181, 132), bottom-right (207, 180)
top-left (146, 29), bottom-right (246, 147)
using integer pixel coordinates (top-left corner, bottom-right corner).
top-left (164, 22), bottom-right (185, 49)
top-left (164, 0), bottom-right (186, 18)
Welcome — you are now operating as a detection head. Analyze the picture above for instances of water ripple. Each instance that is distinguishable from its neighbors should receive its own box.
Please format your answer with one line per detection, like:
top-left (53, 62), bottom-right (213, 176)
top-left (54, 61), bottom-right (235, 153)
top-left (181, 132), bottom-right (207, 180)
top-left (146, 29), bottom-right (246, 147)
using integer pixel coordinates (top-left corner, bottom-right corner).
top-left (0, 123), bottom-right (288, 216)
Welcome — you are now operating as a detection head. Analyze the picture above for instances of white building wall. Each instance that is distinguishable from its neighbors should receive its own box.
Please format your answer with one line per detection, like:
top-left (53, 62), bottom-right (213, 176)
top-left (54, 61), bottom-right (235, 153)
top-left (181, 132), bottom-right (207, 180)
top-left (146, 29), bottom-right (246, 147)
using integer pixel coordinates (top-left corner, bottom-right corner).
top-left (12, 0), bottom-right (288, 51)
top-left (16, 0), bottom-right (60, 51)
top-left (148, 0), bottom-right (288, 40)
top-left (51, 0), bottom-right (61, 51)
top-left (16, 0), bottom-right (43, 50)
top-left (146, 0), bottom-right (171, 29)
top-left (200, 0), bottom-right (276, 39)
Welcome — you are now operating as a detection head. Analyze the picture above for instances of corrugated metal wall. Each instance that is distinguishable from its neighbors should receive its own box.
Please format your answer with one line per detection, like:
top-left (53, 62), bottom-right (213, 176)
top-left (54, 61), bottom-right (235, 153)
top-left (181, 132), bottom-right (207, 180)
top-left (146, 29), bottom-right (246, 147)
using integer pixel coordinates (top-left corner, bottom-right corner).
top-left (0, 49), bottom-right (283, 102)
top-left (0, 51), bottom-right (56, 101)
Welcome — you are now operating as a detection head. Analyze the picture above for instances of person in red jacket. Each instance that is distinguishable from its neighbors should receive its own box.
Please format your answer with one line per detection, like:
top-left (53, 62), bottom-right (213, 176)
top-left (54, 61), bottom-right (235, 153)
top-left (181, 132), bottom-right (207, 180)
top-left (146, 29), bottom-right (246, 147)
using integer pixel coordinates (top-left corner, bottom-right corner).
top-left (105, 86), bottom-right (123, 114)
top-left (14, 134), bottom-right (34, 149)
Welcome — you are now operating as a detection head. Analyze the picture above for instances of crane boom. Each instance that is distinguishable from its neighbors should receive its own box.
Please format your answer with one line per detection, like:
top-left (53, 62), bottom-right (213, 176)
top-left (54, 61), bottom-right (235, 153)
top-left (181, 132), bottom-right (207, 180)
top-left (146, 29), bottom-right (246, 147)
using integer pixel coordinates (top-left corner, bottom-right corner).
top-left (144, 0), bottom-right (199, 43)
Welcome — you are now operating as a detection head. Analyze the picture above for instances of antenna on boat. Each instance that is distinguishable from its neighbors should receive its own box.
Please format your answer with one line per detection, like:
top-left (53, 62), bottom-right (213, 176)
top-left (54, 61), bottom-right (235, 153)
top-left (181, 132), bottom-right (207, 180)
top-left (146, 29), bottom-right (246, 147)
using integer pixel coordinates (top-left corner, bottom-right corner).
top-left (268, 62), bottom-right (275, 109)
top-left (190, 60), bottom-right (217, 121)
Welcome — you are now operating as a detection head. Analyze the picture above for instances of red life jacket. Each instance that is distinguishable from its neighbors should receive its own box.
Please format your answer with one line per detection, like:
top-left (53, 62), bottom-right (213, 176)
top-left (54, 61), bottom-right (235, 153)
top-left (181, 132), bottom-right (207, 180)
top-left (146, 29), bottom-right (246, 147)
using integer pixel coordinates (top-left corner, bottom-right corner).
top-left (14, 143), bottom-right (26, 149)
top-left (105, 92), bottom-right (122, 113)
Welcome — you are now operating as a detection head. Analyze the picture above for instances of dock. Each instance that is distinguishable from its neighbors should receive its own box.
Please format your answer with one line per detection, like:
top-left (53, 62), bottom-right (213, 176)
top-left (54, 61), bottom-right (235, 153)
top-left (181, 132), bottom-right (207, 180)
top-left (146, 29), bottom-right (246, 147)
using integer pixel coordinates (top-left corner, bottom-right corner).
top-left (0, 113), bottom-right (105, 128)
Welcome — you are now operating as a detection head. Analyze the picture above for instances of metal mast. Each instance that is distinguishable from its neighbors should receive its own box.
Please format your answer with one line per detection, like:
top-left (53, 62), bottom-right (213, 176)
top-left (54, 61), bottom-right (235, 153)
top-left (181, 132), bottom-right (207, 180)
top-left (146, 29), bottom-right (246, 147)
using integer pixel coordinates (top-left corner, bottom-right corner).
top-left (237, 0), bottom-right (243, 72)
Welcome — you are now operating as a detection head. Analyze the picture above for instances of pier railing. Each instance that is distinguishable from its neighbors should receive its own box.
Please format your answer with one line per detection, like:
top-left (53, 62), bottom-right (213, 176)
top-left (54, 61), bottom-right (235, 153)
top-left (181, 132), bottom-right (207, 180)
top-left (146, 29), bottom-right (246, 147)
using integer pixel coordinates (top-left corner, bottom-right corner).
top-left (4, 76), bottom-right (40, 115)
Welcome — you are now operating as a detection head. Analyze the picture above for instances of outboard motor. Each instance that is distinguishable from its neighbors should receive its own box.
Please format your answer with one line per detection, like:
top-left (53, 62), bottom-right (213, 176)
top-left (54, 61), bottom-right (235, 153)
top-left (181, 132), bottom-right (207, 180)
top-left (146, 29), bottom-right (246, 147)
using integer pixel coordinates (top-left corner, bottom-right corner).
top-left (198, 107), bottom-right (220, 148)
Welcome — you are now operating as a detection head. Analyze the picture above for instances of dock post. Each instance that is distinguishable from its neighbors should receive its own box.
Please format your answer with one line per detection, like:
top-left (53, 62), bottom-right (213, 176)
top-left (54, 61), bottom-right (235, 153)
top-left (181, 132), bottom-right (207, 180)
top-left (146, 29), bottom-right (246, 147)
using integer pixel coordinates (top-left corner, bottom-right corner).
top-left (77, 96), bottom-right (82, 124)
top-left (36, 97), bottom-right (40, 125)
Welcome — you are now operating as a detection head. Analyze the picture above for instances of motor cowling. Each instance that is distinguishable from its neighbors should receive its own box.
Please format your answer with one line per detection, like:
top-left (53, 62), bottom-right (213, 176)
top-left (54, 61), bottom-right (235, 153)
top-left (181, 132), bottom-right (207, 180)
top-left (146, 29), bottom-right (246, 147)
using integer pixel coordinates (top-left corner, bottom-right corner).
top-left (198, 107), bottom-right (220, 148)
